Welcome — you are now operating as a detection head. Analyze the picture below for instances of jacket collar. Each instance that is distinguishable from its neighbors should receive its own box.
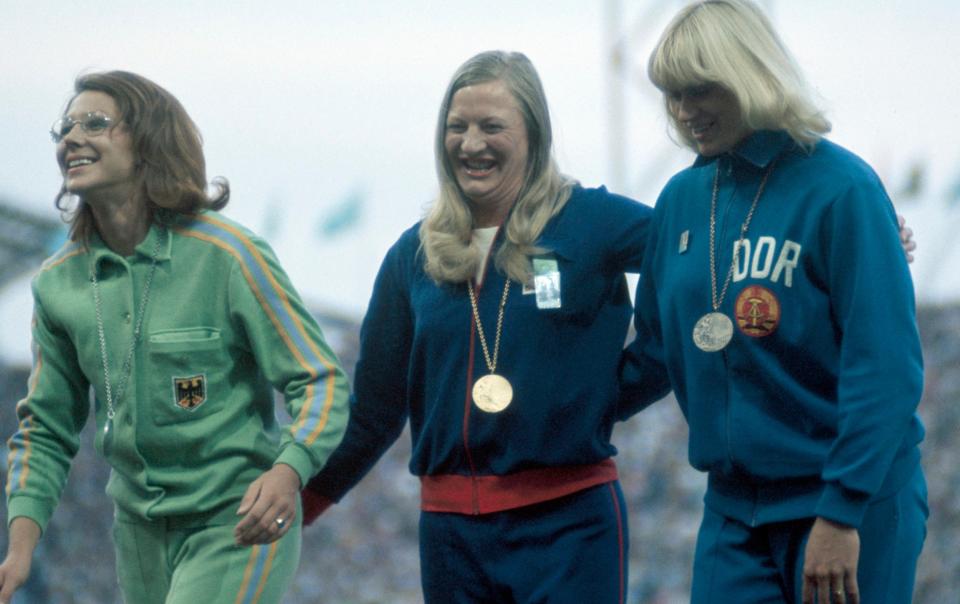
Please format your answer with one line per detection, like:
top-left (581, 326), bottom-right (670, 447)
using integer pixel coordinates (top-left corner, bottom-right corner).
top-left (89, 221), bottom-right (173, 265)
top-left (693, 130), bottom-right (794, 172)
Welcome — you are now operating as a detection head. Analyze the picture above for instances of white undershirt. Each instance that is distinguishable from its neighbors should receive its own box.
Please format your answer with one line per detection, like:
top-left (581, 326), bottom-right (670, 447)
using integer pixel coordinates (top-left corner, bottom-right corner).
top-left (472, 226), bottom-right (498, 285)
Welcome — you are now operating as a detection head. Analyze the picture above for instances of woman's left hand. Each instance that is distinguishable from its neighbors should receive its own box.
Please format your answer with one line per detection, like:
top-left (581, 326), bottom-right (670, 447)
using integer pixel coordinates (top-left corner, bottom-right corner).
top-left (234, 463), bottom-right (302, 546)
top-left (801, 516), bottom-right (860, 604)
top-left (898, 214), bottom-right (916, 263)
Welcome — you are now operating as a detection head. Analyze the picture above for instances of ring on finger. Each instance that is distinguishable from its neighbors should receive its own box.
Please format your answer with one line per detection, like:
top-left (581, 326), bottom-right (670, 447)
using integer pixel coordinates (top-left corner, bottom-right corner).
top-left (276, 517), bottom-right (286, 528)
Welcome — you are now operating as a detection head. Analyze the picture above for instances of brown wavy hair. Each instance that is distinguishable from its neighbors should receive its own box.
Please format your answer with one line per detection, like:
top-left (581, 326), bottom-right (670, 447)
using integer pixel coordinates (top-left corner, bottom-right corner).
top-left (55, 71), bottom-right (229, 242)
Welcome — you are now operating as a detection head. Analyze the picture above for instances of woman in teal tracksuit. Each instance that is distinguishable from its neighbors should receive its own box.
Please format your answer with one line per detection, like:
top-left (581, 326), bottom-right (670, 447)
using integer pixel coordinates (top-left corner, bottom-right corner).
top-left (621, 1), bottom-right (927, 603)
top-left (1, 71), bottom-right (350, 604)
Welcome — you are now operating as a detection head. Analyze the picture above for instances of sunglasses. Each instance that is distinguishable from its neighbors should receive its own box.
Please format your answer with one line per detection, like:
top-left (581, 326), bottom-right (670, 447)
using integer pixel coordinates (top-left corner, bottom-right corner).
top-left (50, 112), bottom-right (116, 143)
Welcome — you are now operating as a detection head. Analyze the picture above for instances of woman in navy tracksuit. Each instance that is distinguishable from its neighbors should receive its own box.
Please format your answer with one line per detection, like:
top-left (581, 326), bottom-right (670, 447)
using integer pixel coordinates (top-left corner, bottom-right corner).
top-left (621, 1), bottom-right (928, 603)
top-left (301, 51), bottom-right (666, 603)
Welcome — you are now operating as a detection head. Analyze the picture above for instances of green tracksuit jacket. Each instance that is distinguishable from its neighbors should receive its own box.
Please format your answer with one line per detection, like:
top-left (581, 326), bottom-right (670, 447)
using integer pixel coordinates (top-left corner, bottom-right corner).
top-left (5, 211), bottom-right (350, 531)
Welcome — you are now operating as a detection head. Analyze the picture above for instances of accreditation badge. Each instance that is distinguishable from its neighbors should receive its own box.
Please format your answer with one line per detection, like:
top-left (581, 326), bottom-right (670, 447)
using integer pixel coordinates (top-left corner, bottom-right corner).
top-left (678, 229), bottom-right (690, 254)
top-left (532, 256), bottom-right (561, 309)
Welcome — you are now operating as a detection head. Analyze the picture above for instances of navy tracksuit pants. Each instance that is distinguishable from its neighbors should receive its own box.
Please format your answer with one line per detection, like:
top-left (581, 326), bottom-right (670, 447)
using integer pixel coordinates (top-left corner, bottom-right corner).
top-left (419, 481), bottom-right (629, 604)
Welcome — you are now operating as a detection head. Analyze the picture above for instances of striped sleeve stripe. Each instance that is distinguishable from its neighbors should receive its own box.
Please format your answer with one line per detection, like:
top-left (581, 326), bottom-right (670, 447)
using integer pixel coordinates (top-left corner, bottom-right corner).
top-left (233, 542), bottom-right (278, 604)
top-left (5, 326), bottom-right (43, 497)
top-left (40, 242), bottom-right (84, 272)
top-left (174, 215), bottom-right (338, 445)
top-left (5, 417), bottom-right (34, 497)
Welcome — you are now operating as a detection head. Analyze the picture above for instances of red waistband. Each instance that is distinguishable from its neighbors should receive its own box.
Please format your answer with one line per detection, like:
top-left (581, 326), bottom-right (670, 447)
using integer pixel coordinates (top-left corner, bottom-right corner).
top-left (420, 458), bottom-right (618, 515)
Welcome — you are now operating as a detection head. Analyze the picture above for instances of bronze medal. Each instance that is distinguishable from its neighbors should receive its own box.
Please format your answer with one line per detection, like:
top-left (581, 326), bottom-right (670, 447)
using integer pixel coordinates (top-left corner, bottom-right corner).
top-left (472, 373), bottom-right (513, 413)
top-left (693, 311), bottom-right (734, 352)
top-left (91, 232), bottom-right (163, 459)
top-left (102, 418), bottom-right (114, 456)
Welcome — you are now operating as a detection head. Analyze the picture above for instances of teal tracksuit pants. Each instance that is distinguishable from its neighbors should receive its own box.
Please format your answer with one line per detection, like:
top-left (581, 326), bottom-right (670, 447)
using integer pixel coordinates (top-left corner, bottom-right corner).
top-left (691, 466), bottom-right (927, 603)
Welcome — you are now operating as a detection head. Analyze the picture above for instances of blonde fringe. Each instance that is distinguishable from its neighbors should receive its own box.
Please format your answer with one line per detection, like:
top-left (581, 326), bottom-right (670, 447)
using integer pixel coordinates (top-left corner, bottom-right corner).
top-left (649, 0), bottom-right (831, 153)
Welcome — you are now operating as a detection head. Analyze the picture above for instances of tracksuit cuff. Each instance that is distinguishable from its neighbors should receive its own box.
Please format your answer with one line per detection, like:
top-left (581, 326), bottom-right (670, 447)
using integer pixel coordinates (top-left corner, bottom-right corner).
top-left (6, 496), bottom-right (54, 535)
top-left (275, 445), bottom-right (314, 489)
top-left (814, 482), bottom-right (870, 528)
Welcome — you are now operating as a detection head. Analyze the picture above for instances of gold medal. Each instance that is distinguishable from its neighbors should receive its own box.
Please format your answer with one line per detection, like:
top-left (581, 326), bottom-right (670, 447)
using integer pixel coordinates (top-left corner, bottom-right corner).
top-left (467, 276), bottom-right (513, 413)
top-left (472, 374), bottom-right (513, 413)
top-left (693, 312), bottom-right (734, 352)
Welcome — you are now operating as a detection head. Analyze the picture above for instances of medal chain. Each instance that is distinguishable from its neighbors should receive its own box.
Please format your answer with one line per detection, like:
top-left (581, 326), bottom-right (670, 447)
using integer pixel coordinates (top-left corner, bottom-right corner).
top-left (467, 277), bottom-right (510, 374)
top-left (708, 160), bottom-right (777, 311)
top-left (91, 232), bottom-right (163, 421)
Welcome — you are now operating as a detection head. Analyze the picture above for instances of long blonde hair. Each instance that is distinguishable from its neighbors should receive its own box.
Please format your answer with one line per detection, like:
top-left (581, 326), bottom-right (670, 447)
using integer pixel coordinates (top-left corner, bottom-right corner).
top-left (420, 51), bottom-right (575, 285)
top-left (649, 0), bottom-right (831, 152)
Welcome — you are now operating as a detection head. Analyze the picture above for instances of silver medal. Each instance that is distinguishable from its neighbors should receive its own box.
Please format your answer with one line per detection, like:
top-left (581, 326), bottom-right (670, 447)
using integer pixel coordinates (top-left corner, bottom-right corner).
top-left (693, 312), bottom-right (734, 352)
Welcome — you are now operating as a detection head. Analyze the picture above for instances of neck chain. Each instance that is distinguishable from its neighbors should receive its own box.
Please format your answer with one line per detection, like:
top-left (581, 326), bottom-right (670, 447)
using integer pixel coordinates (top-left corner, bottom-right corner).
top-left (467, 278), bottom-right (513, 413)
top-left (692, 158), bottom-right (777, 353)
top-left (708, 159), bottom-right (776, 311)
top-left (467, 278), bottom-right (510, 373)
top-left (91, 230), bottom-right (163, 450)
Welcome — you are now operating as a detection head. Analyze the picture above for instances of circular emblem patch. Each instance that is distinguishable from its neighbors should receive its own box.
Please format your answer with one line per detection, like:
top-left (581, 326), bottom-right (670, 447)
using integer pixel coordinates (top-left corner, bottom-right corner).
top-left (734, 285), bottom-right (780, 338)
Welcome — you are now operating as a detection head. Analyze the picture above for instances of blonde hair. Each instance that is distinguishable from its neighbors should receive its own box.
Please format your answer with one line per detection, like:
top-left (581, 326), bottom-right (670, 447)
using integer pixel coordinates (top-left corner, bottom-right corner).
top-left (648, 0), bottom-right (830, 152)
top-left (420, 51), bottom-right (575, 285)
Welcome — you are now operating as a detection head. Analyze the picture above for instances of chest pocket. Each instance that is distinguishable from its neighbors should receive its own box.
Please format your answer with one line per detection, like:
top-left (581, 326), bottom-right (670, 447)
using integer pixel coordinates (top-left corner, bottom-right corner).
top-left (148, 327), bottom-right (226, 425)
top-left (534, 234), bottom-right (615, 325)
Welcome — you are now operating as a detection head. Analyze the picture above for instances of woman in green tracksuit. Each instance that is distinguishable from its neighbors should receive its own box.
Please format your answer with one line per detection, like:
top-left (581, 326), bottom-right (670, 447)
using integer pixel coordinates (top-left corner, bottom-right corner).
top-left (0, 71), bottom-right (350, 604)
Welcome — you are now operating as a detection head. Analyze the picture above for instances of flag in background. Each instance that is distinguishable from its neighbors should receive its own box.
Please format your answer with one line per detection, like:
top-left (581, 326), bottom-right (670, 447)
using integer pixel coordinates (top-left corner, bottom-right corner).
top-left (898, 161), bottom-right (925, 200)
top-left (317, 188), bottom-right (365, 239)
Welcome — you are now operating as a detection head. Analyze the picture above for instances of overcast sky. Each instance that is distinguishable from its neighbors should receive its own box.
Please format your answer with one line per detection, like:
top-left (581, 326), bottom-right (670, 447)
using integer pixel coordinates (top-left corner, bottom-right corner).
top-left (1, 0), bottom-right (958, 352)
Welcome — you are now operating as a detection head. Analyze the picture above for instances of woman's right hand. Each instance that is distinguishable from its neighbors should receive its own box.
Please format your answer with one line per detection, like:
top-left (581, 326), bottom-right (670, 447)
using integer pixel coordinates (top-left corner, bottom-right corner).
top-left (0, 517), bottom-right (41, 604)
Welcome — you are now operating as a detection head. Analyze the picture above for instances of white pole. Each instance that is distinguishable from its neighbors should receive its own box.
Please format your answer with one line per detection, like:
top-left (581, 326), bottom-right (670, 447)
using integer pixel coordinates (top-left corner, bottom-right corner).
top-left (605, 0), bottom-right (626, 193)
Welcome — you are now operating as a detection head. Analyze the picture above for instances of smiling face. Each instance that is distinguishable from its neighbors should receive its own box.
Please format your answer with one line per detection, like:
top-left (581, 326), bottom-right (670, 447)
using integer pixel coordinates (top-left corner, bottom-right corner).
top-left (444, 79), bottom-right (529, 227)
top-left (56, 90), bottom-right (137, 203)
top-left (669, 83), bottom-right (753, 157)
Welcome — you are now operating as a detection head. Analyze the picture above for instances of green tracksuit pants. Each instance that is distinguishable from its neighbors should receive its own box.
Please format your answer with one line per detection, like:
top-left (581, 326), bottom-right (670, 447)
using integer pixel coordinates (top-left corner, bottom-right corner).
top-left (111, 510), bottom-right (301, 604)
